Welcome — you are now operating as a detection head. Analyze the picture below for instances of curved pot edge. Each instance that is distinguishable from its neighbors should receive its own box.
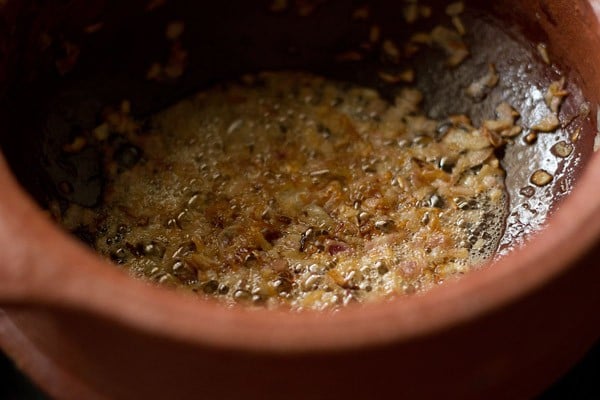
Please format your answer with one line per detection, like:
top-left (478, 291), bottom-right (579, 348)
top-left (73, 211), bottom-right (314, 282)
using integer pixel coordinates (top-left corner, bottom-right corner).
top-left (0, 139), bottom-right (599, 354)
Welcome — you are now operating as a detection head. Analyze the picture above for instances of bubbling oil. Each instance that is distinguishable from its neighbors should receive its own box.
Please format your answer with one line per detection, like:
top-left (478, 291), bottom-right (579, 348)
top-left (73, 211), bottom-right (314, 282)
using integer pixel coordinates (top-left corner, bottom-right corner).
top-left (58, 71), bottom-right (509, 310)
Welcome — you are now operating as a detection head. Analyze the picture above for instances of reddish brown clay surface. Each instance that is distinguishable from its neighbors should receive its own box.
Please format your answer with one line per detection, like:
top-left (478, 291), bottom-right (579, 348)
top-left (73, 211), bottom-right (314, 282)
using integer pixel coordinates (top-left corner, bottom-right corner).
top-left (0, 0), bottom-right (599, 399)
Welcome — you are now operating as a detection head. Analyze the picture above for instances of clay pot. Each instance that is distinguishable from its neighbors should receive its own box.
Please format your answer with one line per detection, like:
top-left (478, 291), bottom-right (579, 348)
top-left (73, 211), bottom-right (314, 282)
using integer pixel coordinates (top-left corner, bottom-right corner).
top-left (0, 0), bottom-right (599, 399)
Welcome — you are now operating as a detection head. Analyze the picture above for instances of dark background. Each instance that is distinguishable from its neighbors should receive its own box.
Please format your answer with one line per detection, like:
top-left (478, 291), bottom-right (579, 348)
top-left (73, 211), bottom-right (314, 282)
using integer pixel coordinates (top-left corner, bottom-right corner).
top-left (0, 340), bottom-right (598, 399)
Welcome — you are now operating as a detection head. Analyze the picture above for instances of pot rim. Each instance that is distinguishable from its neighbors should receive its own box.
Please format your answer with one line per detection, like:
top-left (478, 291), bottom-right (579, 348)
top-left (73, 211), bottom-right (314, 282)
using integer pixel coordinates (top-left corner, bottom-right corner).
top-left (0, 140), bottom-right (599, 354)
top-left (2, 0), bottom-right (600, 352)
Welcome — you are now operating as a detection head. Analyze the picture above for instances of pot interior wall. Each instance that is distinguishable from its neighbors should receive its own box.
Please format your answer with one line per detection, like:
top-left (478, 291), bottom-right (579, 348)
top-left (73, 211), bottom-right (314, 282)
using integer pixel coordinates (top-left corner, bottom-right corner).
top-left (0, 0), bottom-right (598, 255)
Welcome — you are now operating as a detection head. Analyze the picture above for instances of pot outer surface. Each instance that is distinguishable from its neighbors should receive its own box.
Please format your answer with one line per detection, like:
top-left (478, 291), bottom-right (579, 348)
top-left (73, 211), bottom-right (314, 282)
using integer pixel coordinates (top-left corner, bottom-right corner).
top-left (0, 0), bottom-right (599, 399)
top-left (2, 247), bottom-right (600, 400)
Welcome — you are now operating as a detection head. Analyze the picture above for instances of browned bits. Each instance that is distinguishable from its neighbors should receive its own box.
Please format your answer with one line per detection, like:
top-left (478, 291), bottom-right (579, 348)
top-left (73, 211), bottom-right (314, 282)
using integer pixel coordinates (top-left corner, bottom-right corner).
top-left (378, 69), bottom-right (415, 84)
top-left (452, 16), bottom-right (467, 36)
top-left (62, 136), bottom-right (87, 153)
top-left (578, 103), bottom-right (591, 119)
top-left (530, 169), bottom-right (554, 187)
top-left (537, 43), bottom-right (551, 64)
top-left (524, 131), bottom-right (538, 145)
top-left (545, 78), bottom-right (569, 114)
top-left (402, 3), bottom-right (419, 24)
top-left (419, 5), bottom-right (432, 18)
top-left (410, 32), bottom-right (432, 45)
top-left (147, 21), bottom-right (188, 81)
top-left (446, 1), bottom-right (466, 36)
top-left (481, 102), bottom-right (521, 144)
top-left (98, 100), bottom-right (139, 138)
top-left (531, 113), bottom-right (559, 132)
top-left (445, 1), bottom-right (465, 16)
top-left (63, 71), bottom-right (509, 310)
top-left (571, 127), bottom-right (582, 143)
top-left (519, 186), bottom-right (536, 198)
top-left (369, 25), bottom-right (381, 44)
top-left (532, 78), bottom-right (568, 133)
top-left (551, 141), bottom-right (574, 158)
top-left (466, 64), bottom-right (499, 100)
top-left (430, 25), bottom-right (469, 67)
top-left (381, 40), bottom-right (401, 63)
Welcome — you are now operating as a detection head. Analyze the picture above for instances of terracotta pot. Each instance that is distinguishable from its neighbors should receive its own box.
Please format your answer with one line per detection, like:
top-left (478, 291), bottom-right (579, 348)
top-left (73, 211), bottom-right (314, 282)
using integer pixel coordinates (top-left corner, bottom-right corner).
top-left (0, 0), bottom-right (600, 399)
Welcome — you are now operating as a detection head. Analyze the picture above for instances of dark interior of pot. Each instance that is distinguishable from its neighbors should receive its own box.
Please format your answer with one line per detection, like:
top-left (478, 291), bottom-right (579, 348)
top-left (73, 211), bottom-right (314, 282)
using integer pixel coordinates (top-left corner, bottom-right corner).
top-left (0, 0), bottom-right (597, 301)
